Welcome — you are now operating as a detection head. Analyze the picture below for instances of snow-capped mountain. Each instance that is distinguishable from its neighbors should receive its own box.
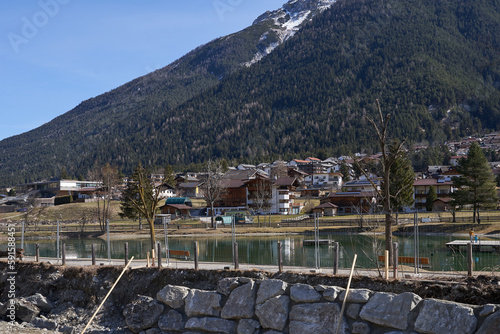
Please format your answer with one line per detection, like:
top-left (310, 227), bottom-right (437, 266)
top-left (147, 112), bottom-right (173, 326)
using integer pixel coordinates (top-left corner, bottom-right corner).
top-left (245, 0), bottom-right (336, 66)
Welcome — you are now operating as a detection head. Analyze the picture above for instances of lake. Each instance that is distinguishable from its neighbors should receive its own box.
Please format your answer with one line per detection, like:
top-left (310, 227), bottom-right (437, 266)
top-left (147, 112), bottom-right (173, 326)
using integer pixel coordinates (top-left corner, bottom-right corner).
top-left (22, 233), bottom-right (500, 272)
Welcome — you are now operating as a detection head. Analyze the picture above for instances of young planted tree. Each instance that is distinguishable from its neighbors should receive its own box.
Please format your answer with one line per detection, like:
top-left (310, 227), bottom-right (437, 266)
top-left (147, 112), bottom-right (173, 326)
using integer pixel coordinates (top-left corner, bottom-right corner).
top-left (200, 159), bottom-right (227, 229)
top-left (248, 178), bottom-right (272, 224)
top-left (120, 165), bottom-right (166, 250)
top-left (362, 100), bottom-right (406, 256)
top-left (452, 142), bottom-right (499, 224)
top-left (89, 163), bottom-right (120, 232)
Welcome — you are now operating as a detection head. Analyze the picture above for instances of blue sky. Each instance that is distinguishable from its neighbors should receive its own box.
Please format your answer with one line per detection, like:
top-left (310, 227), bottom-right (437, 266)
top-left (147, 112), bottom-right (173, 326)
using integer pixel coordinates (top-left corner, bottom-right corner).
top-left (0, 0), bottom-right (285, 141)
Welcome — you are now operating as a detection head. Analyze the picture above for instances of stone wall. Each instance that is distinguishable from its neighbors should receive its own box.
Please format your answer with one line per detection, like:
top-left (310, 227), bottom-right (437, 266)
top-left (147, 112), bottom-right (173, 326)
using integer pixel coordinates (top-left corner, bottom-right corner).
top-left (122, 277), bottom-right (500, 334)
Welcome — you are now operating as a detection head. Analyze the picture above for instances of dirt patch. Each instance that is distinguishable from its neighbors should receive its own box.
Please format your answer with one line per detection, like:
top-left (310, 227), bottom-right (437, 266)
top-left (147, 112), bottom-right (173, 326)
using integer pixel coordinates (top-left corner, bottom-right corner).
top-left (2, 261), bottom-right (500, 308)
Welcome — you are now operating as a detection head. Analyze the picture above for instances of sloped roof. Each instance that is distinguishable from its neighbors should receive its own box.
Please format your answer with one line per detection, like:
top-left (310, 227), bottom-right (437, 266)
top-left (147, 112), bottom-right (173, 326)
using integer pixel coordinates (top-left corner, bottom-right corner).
top-left (161, 204), bottom-right (192, 210)
top-left (165, 197), bottom-right (192, 205)
top-left (314, 202), bottom-right (338, 209)
top-left (274, 177), bottom-right (299, 186)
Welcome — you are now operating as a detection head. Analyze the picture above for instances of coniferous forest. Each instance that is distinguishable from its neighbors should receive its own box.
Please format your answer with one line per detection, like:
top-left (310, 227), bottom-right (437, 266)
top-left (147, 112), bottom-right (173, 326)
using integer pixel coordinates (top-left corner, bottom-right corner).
top-left (0, 0), bottom-right (499, 186)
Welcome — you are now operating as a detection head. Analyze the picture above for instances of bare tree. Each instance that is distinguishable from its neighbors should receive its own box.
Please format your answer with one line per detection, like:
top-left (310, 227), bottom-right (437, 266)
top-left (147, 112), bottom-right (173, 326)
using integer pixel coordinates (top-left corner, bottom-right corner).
top-left (361, 100), bottom-right (406, 257)
top-left (248, 178), bottom-right (272, 224)
top-left (200, 159), bottom-right (227, 229)
top-left (89, 163), bottom-right (120, 232)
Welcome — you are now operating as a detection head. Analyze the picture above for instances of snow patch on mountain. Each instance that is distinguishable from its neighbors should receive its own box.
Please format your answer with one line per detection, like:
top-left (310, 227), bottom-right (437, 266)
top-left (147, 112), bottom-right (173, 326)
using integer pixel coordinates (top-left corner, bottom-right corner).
top-left (244, 0), bottom-right (336, 67)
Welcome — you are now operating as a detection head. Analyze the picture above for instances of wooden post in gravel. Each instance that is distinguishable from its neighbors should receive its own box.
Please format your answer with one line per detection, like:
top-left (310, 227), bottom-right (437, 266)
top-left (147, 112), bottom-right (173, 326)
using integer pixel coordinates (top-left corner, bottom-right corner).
top-left (194, 242), bottom-right (199, 270)
top-left (91, 244), bottom-right (96, 265)
top-left (234, 242), bottom-right (239, 270)
top-left (124, 242), bottom-right (129, 266)
top-left (392, 242), bottom-right (399, 279)
top-left (333, 242), bottom-right (339, 275)
top-left (468, 242), bottom-right (473, 277)
top-left (157, 243), bottom-right (162, 269)
top-left (62, 243), bottom-right (66, 266)
top-left (278, 241), bottom-right (283, 273)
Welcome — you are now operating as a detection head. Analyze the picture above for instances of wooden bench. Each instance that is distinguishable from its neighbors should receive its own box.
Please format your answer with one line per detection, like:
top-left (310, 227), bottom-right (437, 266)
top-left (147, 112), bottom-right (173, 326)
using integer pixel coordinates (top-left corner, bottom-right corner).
top-left (168, 250), bottom-right (191, 260)
top-left (378, 255), bottom-right (431, 268)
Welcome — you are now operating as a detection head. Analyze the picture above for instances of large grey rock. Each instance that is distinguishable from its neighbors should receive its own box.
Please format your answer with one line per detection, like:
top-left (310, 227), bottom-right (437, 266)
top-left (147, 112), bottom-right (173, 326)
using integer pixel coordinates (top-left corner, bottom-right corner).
top-left (185, 289), bottom-right (222, 317)
top-left (290, 283), bottom-right (321, 303)
top-left (477, 310), bottom-right (500, 334)
top-left (480, 304), bottom-right (497, 317)
top-left (221, 281), bottom-right (257, 319)
top-left (346, 303), bottom-right (362, 319)
top-left (359, 292), bottom-right (421, 330)
top-left (25, 293), bottom-right (55, 313)
top-left (351, 322), bottom-right (370, 334)
top-left (1, 299), bottom-right (40, 322)
top-left (185, 317), bottom-right (237, 334)
top-left (156, 285), bottom-right (190, 309)
top-left (31, 316), bottom-right (58, 330)
top-left (289, 302), bottom-right (345, 334)
top-left (237, 318), bottom-right (261, 334)
top-left (414, 299), bottom-right (477, 334)
top-left (218, 277), bottom-right (240, 295)
top-left (158, 310), bottom-right (184, 332)
top-left (256, 279), bottom-right (287, 304)
top-left (123, 295), bottom-right (164, 333)
top-left (322, 286), bottom-right (345, 302)
top-left (255, 295), bottom-right (289, 331)
top-left (339, 288), bottom-right (372, 303)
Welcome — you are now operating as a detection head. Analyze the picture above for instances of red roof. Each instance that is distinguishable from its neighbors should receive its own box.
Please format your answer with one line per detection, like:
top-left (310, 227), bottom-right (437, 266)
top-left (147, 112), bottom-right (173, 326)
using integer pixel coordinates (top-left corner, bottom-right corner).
top-left (307, 157), bottom-right (321, 161)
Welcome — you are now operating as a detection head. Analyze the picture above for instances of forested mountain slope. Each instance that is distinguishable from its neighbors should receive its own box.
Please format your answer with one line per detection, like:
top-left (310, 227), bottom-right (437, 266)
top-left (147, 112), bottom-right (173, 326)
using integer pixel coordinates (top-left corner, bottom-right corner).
top-left (1, 0), bottom-right (499, 186)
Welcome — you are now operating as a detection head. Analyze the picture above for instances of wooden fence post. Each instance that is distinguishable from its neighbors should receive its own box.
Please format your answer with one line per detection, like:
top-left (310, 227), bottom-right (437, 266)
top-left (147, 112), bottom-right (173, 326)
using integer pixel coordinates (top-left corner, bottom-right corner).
top-left (157, 243), bottom-right (162, 269)
top-left (393, 242), bottom-right (399, 279)
top-left (91, 244), bottom-right (96, 265)
top-left (35, 244), bottom-right (40, 262)
top-left (333, 242), bottom-right (339, 275)
top-left (62, 243), bottom-right (66, 266)
top-left (124, 242), bottom-right (129, 266)
top-left (468, 242), bottom-right (473, 277)
top-left (194, 242), bottom-right (199, 270)
top-left (278, 241), bottom-right (283, 273)
top-left (234, 242), bottom-right (239, 270)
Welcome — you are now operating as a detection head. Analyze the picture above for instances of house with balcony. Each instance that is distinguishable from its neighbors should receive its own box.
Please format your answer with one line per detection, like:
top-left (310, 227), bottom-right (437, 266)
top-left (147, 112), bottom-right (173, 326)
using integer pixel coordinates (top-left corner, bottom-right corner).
top-left (413, 178), bottom-right (455, 211)
top-left (271, 177), bottom-right (302, 214)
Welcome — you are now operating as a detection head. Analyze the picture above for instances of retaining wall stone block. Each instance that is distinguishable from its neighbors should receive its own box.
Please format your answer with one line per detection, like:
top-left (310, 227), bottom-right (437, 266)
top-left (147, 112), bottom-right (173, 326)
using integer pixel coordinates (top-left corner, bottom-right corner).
top-left (221, 281), bottom-right (257, 319)
top-left (256, 279), bottom-right (288, 304)
top-left (414, 299), bottom-right (477, 334)
top-left (476, 310), bottom-right (500, 334)
top-left (185, 317), bottom-right (237, 334)
top-left (123, 295), bottom-right (164, 333)
top-left (290, 283), bottom-right (321, 303)
top-left (255, 295), bottom-right (289, 331)
top-left (237, 318), bottom-right (261, 334)
top-left (289, 302), bottom-right (345, 334)
top-left (185, 289), bottom-right (222, 317)
top-left (339, 288), bottom-right (372, 303)
top-left (359, 292), bottom-right (421, 330)
top-left (156, 284), bottom-right (190, 309)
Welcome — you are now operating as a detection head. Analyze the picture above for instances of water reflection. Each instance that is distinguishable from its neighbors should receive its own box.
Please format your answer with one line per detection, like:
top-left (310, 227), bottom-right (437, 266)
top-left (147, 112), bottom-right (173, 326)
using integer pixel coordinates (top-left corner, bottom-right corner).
top-left (22, 234), bottom-right (500, 272)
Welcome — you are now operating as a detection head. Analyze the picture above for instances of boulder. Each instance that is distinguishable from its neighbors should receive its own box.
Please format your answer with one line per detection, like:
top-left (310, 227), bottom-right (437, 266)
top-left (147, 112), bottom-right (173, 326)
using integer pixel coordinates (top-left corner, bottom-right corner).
top-left (158, 310), bottom-right (184, 332)
top-left (321, 286), bottom-right (345, 302)
top-left (185, 289), bottom-right (222, 317)
top-left (221, 281), bottom-right (257, 319)
top-left (217, 277), bottom-right (240, 295)
top-left (290, 283), bottom-right (321, 303)
top-left (480, 304), bottom-right (497, 317)
top-left (359, 292), bottom-right (421, 330)
top-left (25, 293), bottom-right (55, 313)
top-left (1, 298), bottom-right (40, 322)
top-left (185, 317), bottom-right (237, 334)
top-left (289, 302), bottom-right (345, 334)
top-left (237, 318), bottom-right (261, 334)
top-left (255, 295), bottom-right (289, 331)
top-left (31, 317), bottom-right (58, 330)
top-left (352, 322), bottom-right (370, 334)
top-left (256, 279), bottom-right (287, 304)
top-left (339, 288), bottom-right (372, 303)
top-left (122, 295), bottom-right (164, 333)
top-left (476, 310), bottom-right (500, 334)
top-left (156, 284), bottom-right (190, 309)
top-left (346, 303), bottom-right (362, 319)
top-left (414, 299), bottom-right (477, 334)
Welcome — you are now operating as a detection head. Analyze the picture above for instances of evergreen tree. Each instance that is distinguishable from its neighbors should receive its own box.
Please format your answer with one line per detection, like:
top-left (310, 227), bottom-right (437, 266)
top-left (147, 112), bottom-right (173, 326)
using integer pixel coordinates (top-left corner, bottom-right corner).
top-left (120, 165), bottom-right (166, 249)
top-left (163, 165), bottom-right (176, 186)
top-left (389, 142), bottom-right (415, 213)
top-left (339, 162), bottom-right (351, 182)
top-left (426, 186), bottom-right (437, 212)
top-left (452, 142), bottom-right (499, 223)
